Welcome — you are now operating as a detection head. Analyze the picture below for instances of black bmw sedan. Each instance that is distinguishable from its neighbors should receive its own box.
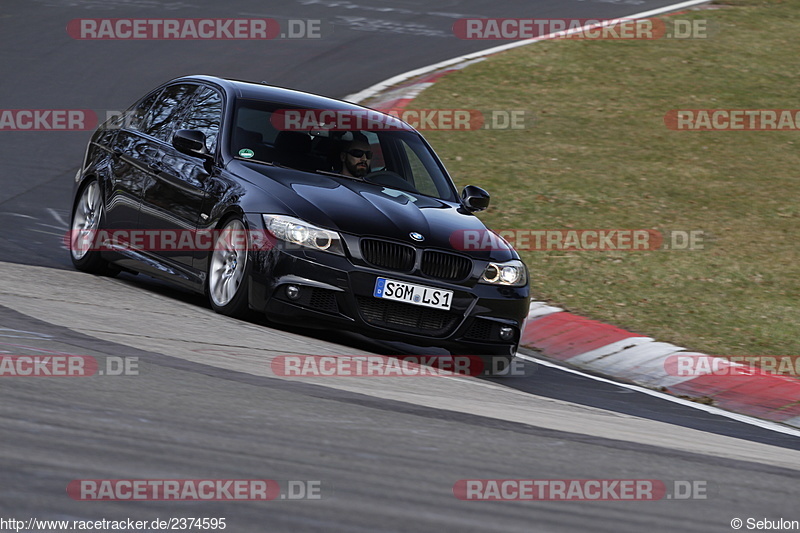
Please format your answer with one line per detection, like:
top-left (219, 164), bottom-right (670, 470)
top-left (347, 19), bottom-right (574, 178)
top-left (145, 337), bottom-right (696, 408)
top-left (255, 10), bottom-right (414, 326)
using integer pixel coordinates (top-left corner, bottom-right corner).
top-left (69, 75), bottom-right (530, 371)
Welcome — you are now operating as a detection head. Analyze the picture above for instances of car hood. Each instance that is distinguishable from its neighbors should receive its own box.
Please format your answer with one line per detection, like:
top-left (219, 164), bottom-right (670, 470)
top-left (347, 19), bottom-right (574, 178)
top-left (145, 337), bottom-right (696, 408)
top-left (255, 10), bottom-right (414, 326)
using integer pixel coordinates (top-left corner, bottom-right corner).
top-left (234, 162), bottom-right (517, 260)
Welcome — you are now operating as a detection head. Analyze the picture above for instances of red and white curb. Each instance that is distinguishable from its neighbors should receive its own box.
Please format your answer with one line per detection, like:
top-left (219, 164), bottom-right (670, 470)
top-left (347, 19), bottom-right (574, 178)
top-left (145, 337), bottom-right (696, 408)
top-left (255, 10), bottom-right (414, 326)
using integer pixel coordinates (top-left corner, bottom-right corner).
top-left (520, 303), bottom-right (800, 429)
top-left (347, 0), bottom-right (800, 430)
top-left (355, 59), bottom-right (485, 111)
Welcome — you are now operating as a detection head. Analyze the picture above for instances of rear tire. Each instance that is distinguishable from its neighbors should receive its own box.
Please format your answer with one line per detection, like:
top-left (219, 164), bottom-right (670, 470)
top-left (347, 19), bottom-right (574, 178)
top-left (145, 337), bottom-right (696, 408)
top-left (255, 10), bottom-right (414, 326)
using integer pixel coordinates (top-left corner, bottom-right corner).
top-left (69, 179), bottom-right (119, 277)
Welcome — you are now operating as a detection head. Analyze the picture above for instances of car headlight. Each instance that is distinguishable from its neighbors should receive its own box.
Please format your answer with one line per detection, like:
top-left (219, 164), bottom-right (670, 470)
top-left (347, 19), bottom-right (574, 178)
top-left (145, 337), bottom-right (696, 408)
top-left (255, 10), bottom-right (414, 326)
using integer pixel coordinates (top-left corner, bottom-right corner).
top-left (262, 214), bottom-right (344, 256)
top-left (479, 260), bottom-right (527, 287)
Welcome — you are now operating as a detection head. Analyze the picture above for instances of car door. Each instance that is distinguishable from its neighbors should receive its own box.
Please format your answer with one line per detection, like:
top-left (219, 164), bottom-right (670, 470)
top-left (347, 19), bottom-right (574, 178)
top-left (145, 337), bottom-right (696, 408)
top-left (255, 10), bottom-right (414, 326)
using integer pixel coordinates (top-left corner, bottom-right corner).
top-left (137, 84), bottom-right (223, 287)
top-left (103, 88), bottom-right (163, 234)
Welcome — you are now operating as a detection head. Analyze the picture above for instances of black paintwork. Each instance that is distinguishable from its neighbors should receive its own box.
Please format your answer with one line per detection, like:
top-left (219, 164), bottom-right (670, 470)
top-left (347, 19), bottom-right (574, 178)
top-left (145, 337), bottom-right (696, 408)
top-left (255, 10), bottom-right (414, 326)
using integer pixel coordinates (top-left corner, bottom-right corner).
top-left (73, 75), bottom-right (530, 357)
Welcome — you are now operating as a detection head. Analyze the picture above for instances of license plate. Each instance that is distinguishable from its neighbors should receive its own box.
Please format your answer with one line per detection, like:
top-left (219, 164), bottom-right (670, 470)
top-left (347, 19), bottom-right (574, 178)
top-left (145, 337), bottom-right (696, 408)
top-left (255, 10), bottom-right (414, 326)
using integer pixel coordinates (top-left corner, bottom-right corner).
top-left (373, 278), bottom-right (453, 311)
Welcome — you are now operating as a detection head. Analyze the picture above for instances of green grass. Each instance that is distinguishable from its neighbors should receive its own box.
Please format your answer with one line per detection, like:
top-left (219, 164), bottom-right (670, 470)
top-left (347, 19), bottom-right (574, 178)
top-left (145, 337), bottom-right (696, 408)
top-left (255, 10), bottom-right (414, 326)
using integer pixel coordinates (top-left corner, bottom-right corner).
top-left (400, 0), bottom-right (800, 362)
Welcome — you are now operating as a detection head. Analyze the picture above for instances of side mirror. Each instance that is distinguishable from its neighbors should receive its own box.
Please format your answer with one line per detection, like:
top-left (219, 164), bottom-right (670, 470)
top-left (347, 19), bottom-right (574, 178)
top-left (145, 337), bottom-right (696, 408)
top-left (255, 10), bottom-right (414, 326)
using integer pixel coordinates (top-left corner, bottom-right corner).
top-left (173, 129), bottom-right (209, 158)
top-left (461, 185), bottom-right (491, 212)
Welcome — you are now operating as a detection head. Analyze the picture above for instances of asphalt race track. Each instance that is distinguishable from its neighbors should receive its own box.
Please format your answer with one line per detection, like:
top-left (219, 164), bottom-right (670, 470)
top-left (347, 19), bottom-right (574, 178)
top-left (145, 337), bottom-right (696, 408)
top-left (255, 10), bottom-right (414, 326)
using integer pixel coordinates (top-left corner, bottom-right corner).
top-left (1, 1), bottom-right (798, 532)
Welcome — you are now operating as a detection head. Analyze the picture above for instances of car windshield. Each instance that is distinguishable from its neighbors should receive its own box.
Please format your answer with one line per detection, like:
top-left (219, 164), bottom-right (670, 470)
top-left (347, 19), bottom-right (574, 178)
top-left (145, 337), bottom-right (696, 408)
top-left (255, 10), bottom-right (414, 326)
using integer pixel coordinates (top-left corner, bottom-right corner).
top-left (230, 99), bottom-right (458, 202)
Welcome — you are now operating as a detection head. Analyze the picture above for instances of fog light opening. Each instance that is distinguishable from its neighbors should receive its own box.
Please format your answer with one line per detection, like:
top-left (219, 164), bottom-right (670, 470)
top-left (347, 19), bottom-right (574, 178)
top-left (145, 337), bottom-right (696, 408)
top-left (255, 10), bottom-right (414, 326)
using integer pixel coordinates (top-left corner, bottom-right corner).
top-left (286, 285), bottom-right (301, 300)
top-left (499, 326), bottom-right (515, 341)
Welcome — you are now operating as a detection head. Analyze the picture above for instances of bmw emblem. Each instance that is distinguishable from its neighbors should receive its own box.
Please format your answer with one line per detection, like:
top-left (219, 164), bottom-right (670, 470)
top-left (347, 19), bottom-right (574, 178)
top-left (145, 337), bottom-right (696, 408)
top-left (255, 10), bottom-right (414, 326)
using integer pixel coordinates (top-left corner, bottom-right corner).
top-left (410, 232), bottom-right (424, 242)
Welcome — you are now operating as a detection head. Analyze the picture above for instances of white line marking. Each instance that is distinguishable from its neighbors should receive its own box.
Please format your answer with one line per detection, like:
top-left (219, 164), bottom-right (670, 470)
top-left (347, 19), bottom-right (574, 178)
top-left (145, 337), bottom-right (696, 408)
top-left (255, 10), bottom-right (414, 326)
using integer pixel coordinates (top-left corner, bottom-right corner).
top-left (0, 212), bottom-right (36, 219)
top-left (30, 229), bottom-right (64, 237)
top-left (47, 208), bottom-right (69, 228)
top-left (37, 223), bottom-right (68, 231)
top-left (346, 0), bottom-right (711, 103)
top-left (517, 352), bottom-right (800, 437)
top-left (0, 329), bottom-right (54, 340)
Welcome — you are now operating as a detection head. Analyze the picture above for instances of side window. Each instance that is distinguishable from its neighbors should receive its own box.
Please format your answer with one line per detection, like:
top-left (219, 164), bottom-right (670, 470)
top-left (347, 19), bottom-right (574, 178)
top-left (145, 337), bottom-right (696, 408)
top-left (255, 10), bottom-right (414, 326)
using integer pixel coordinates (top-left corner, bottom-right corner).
top-left (180, 87), bottom-right (223, 153)
top-left (144, 84), bottom-right (198, 142)
top-left (126, 89), bottom-right (161, 132)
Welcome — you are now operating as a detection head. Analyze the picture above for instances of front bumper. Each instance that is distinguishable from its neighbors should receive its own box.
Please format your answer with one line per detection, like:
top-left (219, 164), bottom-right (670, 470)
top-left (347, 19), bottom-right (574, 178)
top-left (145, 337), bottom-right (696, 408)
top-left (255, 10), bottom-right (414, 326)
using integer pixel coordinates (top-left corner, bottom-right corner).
top-left (244, 214), bottom-right (530, 356)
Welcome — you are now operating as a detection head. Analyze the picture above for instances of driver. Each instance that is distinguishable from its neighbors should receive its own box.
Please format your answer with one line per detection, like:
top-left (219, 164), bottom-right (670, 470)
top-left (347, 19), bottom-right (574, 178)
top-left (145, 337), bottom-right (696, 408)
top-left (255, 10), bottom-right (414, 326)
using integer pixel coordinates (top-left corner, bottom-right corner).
top-left (339, 132), bottom-right (372, 178)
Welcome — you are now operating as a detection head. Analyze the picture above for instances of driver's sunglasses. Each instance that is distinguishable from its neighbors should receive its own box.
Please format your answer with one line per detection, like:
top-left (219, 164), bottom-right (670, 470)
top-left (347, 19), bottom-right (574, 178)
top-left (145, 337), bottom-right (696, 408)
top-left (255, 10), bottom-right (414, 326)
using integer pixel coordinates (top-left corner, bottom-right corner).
top-left (346, 149), bottom-right (373, 159)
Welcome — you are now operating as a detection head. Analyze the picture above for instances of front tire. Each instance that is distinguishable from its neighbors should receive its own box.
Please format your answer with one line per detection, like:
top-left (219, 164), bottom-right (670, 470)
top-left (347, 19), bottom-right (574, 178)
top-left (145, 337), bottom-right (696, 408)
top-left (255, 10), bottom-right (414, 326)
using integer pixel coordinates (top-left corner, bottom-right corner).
top-left (207, 217), bottom-right (252, 318)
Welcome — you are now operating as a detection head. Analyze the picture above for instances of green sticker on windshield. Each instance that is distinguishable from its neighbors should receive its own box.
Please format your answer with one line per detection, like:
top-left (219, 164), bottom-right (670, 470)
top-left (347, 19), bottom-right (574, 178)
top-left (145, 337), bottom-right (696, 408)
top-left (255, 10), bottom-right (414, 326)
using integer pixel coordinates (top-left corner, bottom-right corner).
top-left (238, 148), bottom-right (255, 159)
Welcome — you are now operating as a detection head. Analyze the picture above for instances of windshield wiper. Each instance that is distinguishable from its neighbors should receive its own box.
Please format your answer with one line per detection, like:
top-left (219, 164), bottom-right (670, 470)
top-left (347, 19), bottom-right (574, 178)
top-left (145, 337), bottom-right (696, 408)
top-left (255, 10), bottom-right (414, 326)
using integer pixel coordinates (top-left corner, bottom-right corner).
top-left (234, 156), bottom-right (276, 166)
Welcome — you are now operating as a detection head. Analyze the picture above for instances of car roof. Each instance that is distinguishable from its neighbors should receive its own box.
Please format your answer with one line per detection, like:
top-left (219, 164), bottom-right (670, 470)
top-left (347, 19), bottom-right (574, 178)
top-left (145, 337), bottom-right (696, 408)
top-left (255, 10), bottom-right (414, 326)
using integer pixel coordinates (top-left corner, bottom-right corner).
top-left (170, 75), bottom-right (412, 131)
